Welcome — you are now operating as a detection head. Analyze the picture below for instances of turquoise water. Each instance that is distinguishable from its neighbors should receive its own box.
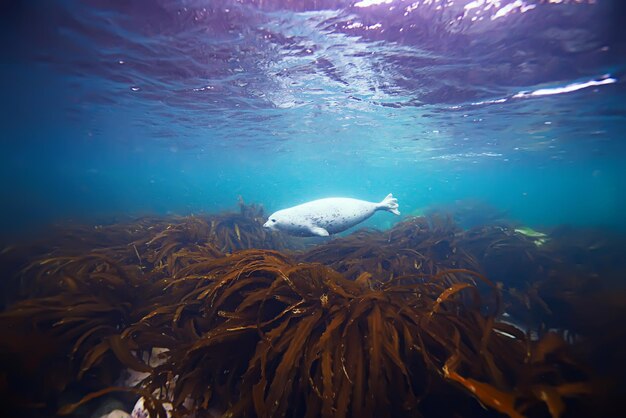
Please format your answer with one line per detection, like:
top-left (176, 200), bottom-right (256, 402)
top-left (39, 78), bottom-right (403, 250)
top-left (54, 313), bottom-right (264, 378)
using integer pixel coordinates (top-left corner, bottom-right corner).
top-left (1, 0), bottom-right (625, 236)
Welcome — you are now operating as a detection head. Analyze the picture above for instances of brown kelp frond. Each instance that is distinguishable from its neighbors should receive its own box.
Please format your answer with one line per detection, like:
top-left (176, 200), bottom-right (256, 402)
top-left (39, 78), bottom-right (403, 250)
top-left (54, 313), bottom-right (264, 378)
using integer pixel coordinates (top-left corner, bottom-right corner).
top-left (3, 202), bottom-right (295, 303)
top-left (441, 329), bottom-right (595, 418)
top-left (205, 199), bottom-right (297, 253)
top-left (126, 250), bottom-right (298, 347)
top-left (131, 216), bottom-right (225, 277)
top-left (3, 217), bottom-right (213, 301)
top-left (125, 254), bottom-right (590, 418)
top-left (18, 252), bottom-right (145, 299)
top-left (0, 291), bottom-right (151, 413)
top-left (1, 211), bottom-right (611, 417)
top-left (0, 240), bottom-right (164, 413)
top-left (301, 215), bottom-right (481, 283)
top-left (128, 201), bottom-right (296, 262)
top-left (443, 350), bottom-right (524, 418)
top-left (138, 258), bottom-right (417, 417)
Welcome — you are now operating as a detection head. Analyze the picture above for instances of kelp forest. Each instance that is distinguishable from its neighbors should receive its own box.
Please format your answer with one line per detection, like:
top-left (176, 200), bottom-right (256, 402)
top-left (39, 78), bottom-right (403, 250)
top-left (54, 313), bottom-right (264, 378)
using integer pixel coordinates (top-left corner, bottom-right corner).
top-left (0, 200), bottom-right (624, 418)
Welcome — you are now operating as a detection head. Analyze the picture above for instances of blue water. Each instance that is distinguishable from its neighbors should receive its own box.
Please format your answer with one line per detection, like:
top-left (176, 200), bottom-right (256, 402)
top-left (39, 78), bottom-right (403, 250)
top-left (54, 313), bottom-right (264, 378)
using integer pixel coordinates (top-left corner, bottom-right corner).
top-left (1, 0), bottom-right (625, 237)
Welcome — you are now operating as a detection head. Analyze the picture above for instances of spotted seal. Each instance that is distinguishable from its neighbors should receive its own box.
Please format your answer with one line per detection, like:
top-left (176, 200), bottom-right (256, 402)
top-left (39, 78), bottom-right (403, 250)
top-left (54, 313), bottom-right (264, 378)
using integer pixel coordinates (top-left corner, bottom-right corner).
top-left (263, 193), bottom-right (400, 237)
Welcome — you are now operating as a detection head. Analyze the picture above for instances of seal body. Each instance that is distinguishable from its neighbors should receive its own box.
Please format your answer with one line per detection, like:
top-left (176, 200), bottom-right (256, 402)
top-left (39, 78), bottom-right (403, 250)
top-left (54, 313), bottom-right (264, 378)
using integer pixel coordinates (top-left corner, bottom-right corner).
top-left (263, 194), bottom-right (400, 237)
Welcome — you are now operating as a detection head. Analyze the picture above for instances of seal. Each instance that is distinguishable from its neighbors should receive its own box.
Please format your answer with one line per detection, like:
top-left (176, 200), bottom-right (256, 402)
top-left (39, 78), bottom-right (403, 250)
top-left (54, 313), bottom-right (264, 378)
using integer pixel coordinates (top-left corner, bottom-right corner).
top-left (263, 193), bottom-right (400, 237)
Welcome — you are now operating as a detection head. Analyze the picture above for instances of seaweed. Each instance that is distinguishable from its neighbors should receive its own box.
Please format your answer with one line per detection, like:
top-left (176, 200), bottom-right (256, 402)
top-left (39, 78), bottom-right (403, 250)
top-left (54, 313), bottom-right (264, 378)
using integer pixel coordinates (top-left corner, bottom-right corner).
top-left (301, 215), bottom-right (481, 282)
top-left (115, 252), bottom-right (591, 418)
top-left (1, 200), bottom-right (296, 305)
top-left (204, 197), bottom-right (297, 253)
top-left (0, 208), bottom-right (615, 418)
top-left (0, 255), bottom-right (147, 413)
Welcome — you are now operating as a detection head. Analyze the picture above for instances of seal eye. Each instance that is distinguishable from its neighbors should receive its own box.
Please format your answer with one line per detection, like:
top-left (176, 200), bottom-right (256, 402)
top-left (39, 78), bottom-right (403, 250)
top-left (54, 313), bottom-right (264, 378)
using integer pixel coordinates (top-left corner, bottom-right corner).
top-left (271, 219), bottom-right (276, 223)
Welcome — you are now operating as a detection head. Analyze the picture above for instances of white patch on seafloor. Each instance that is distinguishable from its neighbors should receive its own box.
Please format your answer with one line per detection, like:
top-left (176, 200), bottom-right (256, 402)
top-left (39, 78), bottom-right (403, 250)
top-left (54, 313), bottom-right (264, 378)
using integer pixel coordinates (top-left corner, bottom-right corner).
top-left (100, 410), bottom-right (131, 418)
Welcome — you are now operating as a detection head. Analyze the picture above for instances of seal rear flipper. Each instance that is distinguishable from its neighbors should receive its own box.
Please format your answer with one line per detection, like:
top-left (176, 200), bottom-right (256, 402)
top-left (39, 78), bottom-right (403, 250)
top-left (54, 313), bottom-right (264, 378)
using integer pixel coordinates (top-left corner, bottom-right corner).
top-left (308, 226), bottom-right (330, 237)
top-left (378, 193), bottom-right (400, 215)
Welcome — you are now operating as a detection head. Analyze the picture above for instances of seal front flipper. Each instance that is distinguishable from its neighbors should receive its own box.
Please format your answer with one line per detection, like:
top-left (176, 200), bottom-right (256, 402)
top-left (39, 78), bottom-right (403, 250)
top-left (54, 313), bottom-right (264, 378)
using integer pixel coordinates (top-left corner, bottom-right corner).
top-left (308, 225), bottom-right (330, 237)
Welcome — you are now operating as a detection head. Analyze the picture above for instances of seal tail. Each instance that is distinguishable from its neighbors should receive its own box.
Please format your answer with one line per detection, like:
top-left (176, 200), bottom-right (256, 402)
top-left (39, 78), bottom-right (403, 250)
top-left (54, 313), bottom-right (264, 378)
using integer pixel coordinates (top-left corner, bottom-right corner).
top-left (378, 193), bottom-right (400, 215)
